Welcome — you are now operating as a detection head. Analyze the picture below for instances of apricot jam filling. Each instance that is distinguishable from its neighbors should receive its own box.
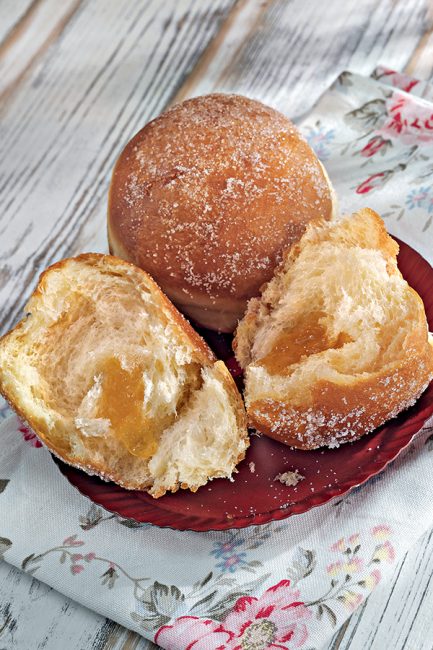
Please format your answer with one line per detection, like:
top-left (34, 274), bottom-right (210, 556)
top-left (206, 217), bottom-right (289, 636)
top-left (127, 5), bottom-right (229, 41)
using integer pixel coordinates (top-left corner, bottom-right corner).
top-left (258, 311), bottom-right (352, 376)
top-left (96, 357), bottom-right (159, 459)
top-left (95, 357), bottom-right (202, 459)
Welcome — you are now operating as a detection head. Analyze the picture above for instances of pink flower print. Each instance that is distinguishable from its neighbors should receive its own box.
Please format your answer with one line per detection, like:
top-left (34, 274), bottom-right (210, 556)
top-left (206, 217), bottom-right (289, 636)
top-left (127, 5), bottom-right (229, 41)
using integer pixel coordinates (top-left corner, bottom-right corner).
top-left (343, 557), bottom-right (363, 573)
top-left (356, 170), bottom-right (392, 194)
top-left (331, 538), bottom-right (346, 553)
top-left (71, 554), bottom-right (83, 562)
top-left (155, 616), bottom-right (232, 649)
top-left (371, 524), bottom-right (392, 541)
top-left (71, 564), bottom-right (85, 575)
top-left (18, 424), bottom-right (42, 448)
top-left (375, 67), bottom-right (419, 94)
top-left (156, 581), bottom-right (311, 650)
top-left (359, 135), bottom-right (391, 157)
top-left (372, 540), bottom-right (396, 563)
top-left (363, 569), bottom-right (381, 590)
top-left (328, 557), bottom-right (362, 576)
top-left (379, 93), bottom-right (433, 145)
top-left (223, 580), bottom-right (311, 649)
top-left (84, 552), bottom-right (96, 562)
top-left (348, 534), bottom-right (360, 545)
top-left (63, 535), bottom-right (85, 547)
top-left (327, 561), bottom-right (344, 576)
top-left (340, 591), bottom-right (363, 612)
top-left (216, 552), bottom-right (248, 573)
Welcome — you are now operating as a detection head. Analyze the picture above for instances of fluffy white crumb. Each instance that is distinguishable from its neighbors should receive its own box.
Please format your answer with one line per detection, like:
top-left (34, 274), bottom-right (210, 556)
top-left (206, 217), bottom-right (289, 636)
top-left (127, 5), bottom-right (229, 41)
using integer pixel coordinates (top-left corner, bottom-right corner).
top-left (249, 461), bottom-right (256, 473)
top-left (274, 469), bottom-right (305, 487)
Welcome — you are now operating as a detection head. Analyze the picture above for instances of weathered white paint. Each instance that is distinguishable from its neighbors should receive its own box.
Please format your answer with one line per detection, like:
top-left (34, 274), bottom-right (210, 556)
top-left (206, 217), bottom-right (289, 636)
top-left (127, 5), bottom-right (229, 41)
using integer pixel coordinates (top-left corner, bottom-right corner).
top-left (0, 0), bottom-right (34, 49)
top-left (0, 560), bottom-right (155, 649)
top-left (0, 1), bottom-right (433, 648)
top-left (0, 0), bottom-right (81, 98)
top-left (327, 527), bottom-right (433, 650)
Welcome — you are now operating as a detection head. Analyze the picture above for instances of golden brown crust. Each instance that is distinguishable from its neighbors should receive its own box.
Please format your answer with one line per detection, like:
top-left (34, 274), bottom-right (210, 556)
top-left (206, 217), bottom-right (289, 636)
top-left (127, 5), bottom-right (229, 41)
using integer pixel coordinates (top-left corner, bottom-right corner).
top-left (248, 342), bottom-right (433, 449)
top-left (108, 93), bottom-right (334, 331)
top-left (11, 362), bottom-right (249, 494)
top-left (232, 297), bottom-right (264, 369)
top-left (0, 253), bottom-right (248, 493)
top-left (234, 209), bottom-right (433, 448)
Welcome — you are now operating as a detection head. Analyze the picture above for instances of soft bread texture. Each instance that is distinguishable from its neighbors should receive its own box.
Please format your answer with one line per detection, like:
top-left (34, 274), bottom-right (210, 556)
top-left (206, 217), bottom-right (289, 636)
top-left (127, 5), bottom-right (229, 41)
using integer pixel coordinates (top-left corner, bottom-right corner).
top-left (0, 254), bottom-right (248, 496)
top-left (108, 93), bottom-right (337, 332)
top-left (234, 209), bottom-right (433, 449)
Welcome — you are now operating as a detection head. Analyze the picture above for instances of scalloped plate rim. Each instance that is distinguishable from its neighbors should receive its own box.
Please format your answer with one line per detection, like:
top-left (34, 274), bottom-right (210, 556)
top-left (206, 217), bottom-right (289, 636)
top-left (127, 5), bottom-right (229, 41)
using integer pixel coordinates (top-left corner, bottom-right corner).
top-left (53, 237), bottom-right (433, 531)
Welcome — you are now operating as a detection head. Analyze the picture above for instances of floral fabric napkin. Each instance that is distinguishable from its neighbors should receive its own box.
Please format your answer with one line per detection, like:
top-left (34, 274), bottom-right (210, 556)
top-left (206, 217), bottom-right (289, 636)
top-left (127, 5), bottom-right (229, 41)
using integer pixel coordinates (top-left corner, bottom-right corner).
top-left (0, 67), bottom-right (433, 650)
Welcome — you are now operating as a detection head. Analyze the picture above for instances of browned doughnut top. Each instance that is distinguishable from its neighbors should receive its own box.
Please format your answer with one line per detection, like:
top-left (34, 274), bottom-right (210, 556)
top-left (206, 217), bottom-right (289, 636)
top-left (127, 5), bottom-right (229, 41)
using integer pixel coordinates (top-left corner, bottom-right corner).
top-left (108, 94), bottom-right (333, 330)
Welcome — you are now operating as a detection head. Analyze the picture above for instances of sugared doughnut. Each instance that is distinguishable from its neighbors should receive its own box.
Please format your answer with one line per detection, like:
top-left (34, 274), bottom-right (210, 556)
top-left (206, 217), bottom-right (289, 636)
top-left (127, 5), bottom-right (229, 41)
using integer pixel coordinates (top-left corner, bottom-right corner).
top-left (108, 94), bottom-right (336, 331)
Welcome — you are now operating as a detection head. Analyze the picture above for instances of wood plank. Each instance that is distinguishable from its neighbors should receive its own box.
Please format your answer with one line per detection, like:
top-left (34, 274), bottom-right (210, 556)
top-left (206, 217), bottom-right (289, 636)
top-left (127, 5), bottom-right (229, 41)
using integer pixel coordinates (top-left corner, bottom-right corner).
top-left (171, 0), bottom-right (429, 117)
top-left (0, 0), bottom-right (34, 47)
top-left (171, 0), bottom-right (270, 105)
top-left (405, 2), bottom-right (433, 81)
top-left (0, 0), bottom-right (82, 99)
top-left (326, 526), bottom-right (433, 649)
top-left (0, 0), bottom-right (236, 335)
top-left (0, 561), bottom-right (155, 649)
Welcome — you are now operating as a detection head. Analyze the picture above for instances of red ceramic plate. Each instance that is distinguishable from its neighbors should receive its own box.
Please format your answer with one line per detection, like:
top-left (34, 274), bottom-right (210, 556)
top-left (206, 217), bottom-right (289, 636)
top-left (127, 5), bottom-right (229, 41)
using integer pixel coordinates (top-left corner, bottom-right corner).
top-left (55, 239), bottom-right (433, 531)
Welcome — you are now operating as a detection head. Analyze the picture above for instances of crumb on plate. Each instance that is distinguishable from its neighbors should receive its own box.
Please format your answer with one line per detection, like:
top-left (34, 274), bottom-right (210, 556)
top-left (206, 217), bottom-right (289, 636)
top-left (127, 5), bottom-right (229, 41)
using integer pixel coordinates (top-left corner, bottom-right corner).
top-left (274, 469), bottom-right (305, 487)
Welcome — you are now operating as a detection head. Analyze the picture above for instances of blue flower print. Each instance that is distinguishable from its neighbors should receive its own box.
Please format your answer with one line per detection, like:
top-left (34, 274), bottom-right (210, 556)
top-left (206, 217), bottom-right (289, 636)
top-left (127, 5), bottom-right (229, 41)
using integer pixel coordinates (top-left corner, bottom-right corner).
top-left (215, 552), bottom-right (248, 573)
top-left (405, 186), bottom-right (432, 211)
top-left (304, 124), bottom-right (336, 161)
top-left (211, 537), bottom-right (244, 560)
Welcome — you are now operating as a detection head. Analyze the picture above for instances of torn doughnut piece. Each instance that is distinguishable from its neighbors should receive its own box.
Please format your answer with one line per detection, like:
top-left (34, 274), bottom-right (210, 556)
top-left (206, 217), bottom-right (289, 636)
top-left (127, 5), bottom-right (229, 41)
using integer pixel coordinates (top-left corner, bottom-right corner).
top-left (0, 254), bottom-right (248, 496)
top-left (234, 209), bottom-right (433, 449)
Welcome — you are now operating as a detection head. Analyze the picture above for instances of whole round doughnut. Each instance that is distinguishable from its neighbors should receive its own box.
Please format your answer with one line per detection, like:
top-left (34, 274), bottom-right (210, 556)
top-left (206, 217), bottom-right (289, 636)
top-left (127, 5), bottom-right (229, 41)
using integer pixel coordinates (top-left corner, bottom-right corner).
top-left (108, 94), bottom-right (336, 331)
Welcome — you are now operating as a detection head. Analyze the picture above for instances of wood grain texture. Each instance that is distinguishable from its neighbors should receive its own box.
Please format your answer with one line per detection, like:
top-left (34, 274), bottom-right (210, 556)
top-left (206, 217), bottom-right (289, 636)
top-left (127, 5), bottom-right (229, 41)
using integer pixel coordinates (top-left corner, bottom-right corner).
top-left (171, 0), bottom-right (271, 106)
top-left (0, 561), bottom-right (155, 649)
top-left (1, 0), bottom-right (433, 648)
top-left (327, 526), bottom-right (433, 650)
top-left (405, 3), bottom-right (433, 81)
top-left (0, 0), bottom-right (82, 99)
top-left (0, 0), bottom-right (236, 336)
top-left (172, 0), bottom-right (430, 116)
top-left (0, 0), bottom-right (35, 47)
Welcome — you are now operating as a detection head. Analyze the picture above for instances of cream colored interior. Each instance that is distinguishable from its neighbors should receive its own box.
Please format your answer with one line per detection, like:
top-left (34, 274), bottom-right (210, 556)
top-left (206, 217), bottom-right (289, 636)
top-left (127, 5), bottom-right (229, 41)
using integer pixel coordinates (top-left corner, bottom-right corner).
top-left (240, 212), bottom-right (428, 407)
top-left (0, 258), bottom-right (247, 495)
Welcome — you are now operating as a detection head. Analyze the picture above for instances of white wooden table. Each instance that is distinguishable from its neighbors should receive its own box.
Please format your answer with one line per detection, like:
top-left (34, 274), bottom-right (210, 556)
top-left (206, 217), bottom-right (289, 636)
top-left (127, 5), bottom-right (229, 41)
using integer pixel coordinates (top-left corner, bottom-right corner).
top-left (1, 1), bottom-right (433, 648)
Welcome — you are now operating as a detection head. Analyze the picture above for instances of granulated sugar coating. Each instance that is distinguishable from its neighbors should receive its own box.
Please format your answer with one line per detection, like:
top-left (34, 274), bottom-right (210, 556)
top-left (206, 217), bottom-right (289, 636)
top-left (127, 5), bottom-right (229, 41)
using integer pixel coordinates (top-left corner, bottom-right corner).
top-left (108, 94), bottom-right (334, 331)
top-left (236, 210), bottom-right (433, 450)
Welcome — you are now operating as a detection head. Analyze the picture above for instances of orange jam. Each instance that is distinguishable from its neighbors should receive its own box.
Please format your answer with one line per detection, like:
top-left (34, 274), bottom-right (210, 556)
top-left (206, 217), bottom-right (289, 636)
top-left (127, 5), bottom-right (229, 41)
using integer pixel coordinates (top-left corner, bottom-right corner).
top-left (258, 312), bottom-right (351, 375)
top-left (96, 357), bottom-right (158, 459)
